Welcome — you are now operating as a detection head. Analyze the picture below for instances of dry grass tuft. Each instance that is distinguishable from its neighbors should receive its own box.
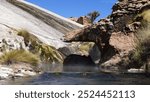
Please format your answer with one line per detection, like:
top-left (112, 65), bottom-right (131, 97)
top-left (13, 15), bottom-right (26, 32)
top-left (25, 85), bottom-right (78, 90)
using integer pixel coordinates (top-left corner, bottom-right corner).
top-left (132, 24), bottom-right (150, 64)
top-left (17, 29), bottom-right (63, 63)
top-left (0, 50), bottom-right (40, 66)
top-left (135, 10), bottom-right (150, 25)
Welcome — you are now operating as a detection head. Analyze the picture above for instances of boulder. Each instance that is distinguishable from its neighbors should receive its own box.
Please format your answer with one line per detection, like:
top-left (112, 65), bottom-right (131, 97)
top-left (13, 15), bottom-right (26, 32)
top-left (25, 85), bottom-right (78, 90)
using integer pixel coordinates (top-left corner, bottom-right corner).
top-left (59, 42), bottom-right (101, 64)
top-left (69, 16), bottom-right (91, 26)
top-left (0, 66), bottom-right (13, 79)
top-left (64, 18), bottom-right (114, 63)
top-left (77, 16), bottom-right (91, 26)
top-left (101, 32), bottom-right (136, 71)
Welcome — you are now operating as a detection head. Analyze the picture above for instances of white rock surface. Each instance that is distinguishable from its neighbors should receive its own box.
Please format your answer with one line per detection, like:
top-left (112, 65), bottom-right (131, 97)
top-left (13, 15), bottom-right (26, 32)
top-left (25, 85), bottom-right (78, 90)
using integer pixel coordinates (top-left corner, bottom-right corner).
top-left (0, 66), bottom-right (13, 79)
top-left (0, 64), bottom-right (39, 80)
top-left (127, 68), bottom-right (145, 73)
top-left (0, 0), bottom-right (83, 48)
top-left (0, 24), bottom-right (26, 52)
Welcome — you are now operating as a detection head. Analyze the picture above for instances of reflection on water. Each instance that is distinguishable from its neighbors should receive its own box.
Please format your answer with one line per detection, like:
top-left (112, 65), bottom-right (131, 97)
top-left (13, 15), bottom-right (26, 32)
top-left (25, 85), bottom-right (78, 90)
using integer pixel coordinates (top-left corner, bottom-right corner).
top-left (0, 64), bottom-right (150, 85)
top-left (1, 72), bottom-right (150, 85)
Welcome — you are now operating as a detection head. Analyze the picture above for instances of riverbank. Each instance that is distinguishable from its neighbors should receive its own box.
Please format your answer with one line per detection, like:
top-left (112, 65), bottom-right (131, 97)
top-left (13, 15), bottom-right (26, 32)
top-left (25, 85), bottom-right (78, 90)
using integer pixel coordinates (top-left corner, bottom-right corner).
top-left (0, 63), bottom-right (41, 80)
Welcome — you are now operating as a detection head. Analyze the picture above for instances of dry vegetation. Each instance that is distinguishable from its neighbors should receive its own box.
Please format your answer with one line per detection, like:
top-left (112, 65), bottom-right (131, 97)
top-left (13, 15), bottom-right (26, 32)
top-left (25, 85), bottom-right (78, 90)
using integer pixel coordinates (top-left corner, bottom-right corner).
top-left (131, 10), bottom-right (150, 65)
top-left (135, 10), bottom-right (150, 25)
top-left (79, 42), bottom-right (94, 53)
top-left (0, 50), bottom-right (40, 66)
top-left (132, 24), bottom-right (150, 65)
top-left (17, 29), bottom-right (63, 63)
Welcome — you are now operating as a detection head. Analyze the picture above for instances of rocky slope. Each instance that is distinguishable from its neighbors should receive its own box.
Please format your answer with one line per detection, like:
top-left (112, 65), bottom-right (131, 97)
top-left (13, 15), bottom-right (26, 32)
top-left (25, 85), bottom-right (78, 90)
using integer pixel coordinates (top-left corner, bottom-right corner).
top-left (0, 0), bottom-right (83, 49)
top-left (0, 0), bottom-right (84, 79)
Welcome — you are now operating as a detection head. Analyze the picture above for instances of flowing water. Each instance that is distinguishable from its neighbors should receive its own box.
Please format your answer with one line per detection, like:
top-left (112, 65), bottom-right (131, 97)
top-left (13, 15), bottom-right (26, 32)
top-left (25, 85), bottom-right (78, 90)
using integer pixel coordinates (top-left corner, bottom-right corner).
top-left (0, 64), bottom-right (150, 85)
top-left (1, 72), bottom-right (150, 85)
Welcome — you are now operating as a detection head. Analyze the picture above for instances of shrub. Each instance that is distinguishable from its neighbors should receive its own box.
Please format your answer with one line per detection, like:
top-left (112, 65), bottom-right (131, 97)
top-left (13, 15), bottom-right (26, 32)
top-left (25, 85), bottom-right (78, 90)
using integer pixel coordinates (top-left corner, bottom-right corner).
top-left (140, 10), bottom-right (150, 23)
top-left (17, 30), bottom-right (63, 63)
top-left (135, 10), bottom-right (150, 25)
top-left (0, 50), bottom-right (40, 66)
top-left (79, 42), bottom-right (94, 52)
top-left (38, 44), bottom-right (63, 63)
top-left (17, 29), bottom-right (41, 47)
top-left (132, 24), bottom-right (150, 65)
top-left (87, 11), bottom-right (100, 23)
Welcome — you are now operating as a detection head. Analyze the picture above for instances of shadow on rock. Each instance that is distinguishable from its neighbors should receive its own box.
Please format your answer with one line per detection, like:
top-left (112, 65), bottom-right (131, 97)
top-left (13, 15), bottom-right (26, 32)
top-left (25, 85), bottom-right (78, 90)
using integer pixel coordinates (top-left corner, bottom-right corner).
top-left (63, 54), bottom-right (98, 72)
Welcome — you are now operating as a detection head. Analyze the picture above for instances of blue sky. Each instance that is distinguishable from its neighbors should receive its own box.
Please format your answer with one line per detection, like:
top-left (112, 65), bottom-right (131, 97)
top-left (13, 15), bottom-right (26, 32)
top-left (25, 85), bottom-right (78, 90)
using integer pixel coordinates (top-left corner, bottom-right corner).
top-left (26, 0), bottom-right (117, 20)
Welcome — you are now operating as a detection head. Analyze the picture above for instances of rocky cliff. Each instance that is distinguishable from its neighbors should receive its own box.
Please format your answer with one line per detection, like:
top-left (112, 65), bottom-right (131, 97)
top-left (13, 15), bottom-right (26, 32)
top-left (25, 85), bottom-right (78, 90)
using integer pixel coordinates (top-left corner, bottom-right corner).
top-left (111, 0), bottom-right (150, 31)
top-left (64, 0), bottom-right (150, 73)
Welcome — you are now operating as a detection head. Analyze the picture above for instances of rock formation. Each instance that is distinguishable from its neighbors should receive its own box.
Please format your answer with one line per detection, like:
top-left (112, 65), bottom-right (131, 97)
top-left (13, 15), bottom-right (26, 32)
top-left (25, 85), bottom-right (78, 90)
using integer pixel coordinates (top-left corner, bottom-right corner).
top-left (1, 0), bottom-right (150, 78)
top-left (0, 0), bottom-right (83, 79)
top-left (64, 19), bottom-right (114, 63)
top-left (64, 16), bottom-right (98, 66)
top-left (0, 0), bottom-right (83, 49)
top-left (69, 16), bottom-right (91, 26)
top-left (111, 0), bottom-right (150, 31)
top-left (76, 16), bottom-right (91, 26)
top-left (64, 0), bottom-right (150, 73)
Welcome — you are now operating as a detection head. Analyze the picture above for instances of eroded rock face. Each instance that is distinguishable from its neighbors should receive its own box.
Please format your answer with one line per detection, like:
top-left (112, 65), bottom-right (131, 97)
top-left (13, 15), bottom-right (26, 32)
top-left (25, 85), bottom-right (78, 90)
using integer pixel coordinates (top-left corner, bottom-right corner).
top-left (64, 19), bottom-right (114, 63)
top-left (111, 0), bottom-right (150, 31)
top-left (101, 32), bottom-right (136, 71)
top-left (64, 0), bottom-right (150, 72)
top-left (63, 54), bottom-right (97, 72)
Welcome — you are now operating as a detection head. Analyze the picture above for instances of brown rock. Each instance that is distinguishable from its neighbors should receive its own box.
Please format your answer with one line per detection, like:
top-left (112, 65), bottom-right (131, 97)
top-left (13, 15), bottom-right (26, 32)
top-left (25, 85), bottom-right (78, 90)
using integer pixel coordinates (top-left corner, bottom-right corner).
top-left (77, 16), bottom-right (91, 26)
top-left (64, 18), bottom-right (114, 63)
top-left (101, 32), bottom-right (136, 71)
top-left (111, 0), bottom-right (150, 31)
top-left (69, 16), bottom-right (91, 26)
top-left (64, 0), bottom-right (150, 72)
top-left (110, 32), bottom-right (135, 54)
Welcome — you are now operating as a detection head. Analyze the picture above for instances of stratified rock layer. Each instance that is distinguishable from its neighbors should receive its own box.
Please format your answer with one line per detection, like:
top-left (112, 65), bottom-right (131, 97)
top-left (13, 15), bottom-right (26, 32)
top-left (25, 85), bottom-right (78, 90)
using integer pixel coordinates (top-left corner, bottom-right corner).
top-left (111, 0), bottom-right (150, 31)
top-left (0, 0), bottom-right (83, 49)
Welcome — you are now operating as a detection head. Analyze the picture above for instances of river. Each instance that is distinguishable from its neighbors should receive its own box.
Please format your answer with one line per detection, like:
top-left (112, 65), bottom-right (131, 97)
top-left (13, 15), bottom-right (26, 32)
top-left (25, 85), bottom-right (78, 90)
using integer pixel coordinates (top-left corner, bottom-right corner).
top-left (0, 72), bottom-right (150, 85)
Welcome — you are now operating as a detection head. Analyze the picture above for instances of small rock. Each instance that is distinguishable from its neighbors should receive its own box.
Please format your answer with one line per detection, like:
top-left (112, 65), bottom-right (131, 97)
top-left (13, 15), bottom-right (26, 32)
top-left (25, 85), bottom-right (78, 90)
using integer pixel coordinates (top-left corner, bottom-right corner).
top-left (14, 73), bottom-right (24, 77)
top-left (0, 66), bottom-right (14, 80)
top-left (127, 68), bottom-right (145, 73)
top-left (22, 70), bottom-right (37, 76)
top-left (0, 73), bottom-right (9, 79)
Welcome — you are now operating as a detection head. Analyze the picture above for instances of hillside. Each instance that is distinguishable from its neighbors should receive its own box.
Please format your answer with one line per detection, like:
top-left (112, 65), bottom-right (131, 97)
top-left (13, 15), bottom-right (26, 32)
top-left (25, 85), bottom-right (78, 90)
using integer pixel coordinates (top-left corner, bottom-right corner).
top-left (0, 0), bottom-right (83, 79)
top-left (0, 0), bottom-right (83, 48)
